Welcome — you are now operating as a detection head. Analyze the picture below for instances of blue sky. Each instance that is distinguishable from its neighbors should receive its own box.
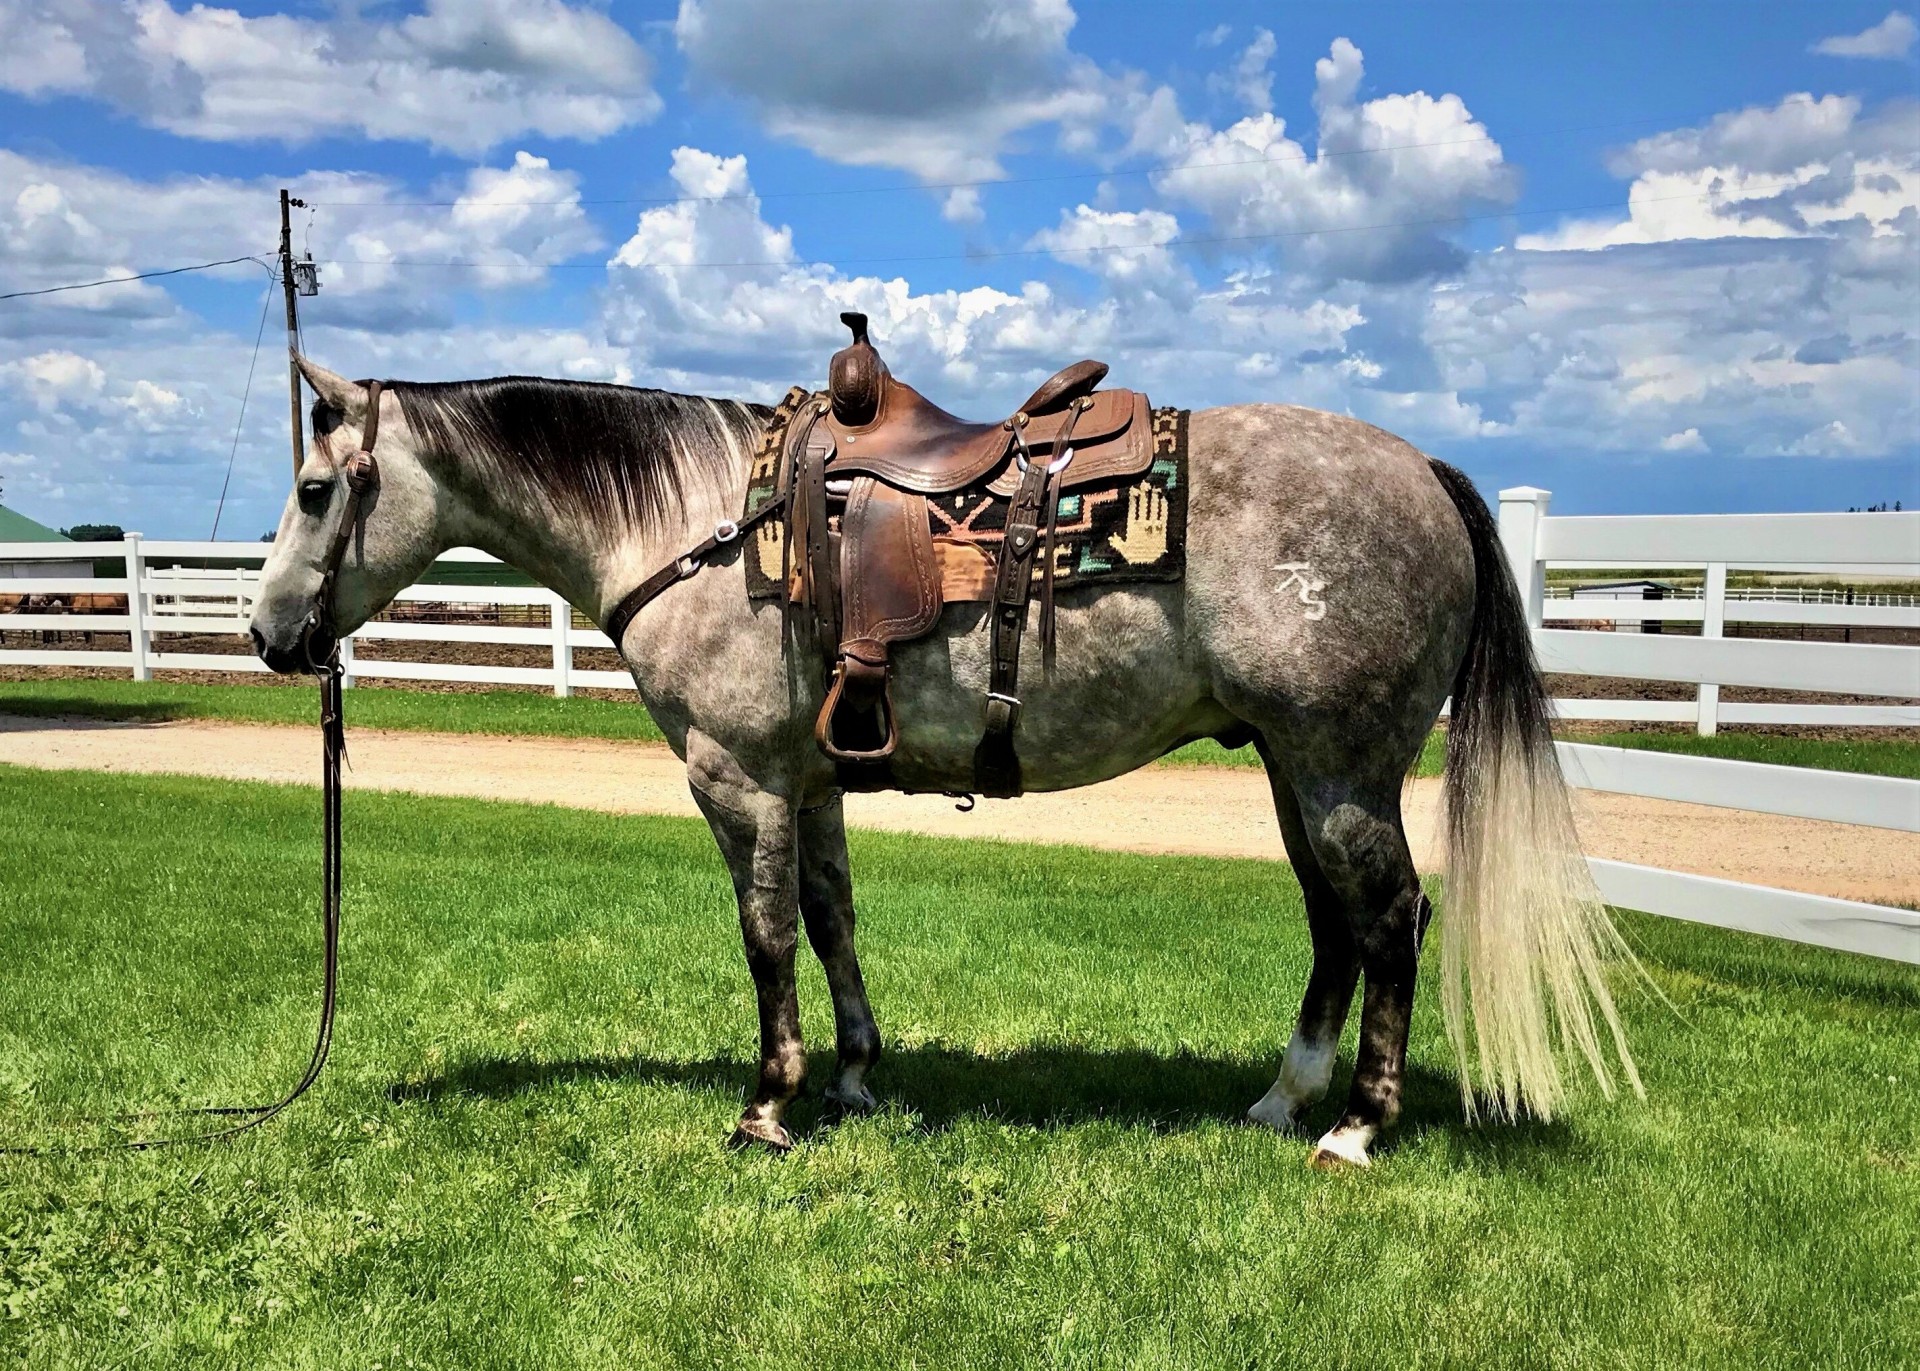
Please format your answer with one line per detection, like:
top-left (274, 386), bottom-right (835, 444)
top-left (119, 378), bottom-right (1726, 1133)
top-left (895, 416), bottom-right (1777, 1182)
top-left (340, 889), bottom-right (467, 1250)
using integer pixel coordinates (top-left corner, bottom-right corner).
top-left (1, 0), bottom-right (1915, 538)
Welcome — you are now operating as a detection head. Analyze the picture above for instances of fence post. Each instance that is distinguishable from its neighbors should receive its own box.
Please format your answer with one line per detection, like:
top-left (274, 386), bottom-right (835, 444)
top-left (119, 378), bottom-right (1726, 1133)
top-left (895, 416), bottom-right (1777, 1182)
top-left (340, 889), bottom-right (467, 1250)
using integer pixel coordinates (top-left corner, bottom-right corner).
top-left (550, 593), bottom-right (572, 698)
top-left (338, 632), bottom-right (357, 689)
top-left (1497, 486), bottom-right (1551, 627)
top-left (1697, 561), bottom-right (1727, 737)
top-left (124, 532), bottom-right (150, 682)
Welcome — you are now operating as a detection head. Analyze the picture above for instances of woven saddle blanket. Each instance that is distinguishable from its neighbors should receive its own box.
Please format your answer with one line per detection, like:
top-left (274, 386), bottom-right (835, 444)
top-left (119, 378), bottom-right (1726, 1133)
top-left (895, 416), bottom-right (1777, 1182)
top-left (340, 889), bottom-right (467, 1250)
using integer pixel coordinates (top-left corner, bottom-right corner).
top-left (739, 386), bottom-right (1190, 602)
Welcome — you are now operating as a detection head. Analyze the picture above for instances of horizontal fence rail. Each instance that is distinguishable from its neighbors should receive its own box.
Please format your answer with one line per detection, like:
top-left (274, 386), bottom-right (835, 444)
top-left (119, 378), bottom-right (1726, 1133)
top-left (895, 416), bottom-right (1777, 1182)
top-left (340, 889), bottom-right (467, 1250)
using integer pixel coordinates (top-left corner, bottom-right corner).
top-left (1534, 629), bottom-right (1920, 698)
top-left (1555, 742), bottom-right (1919, 833)
top-left (1532, 509), bottom-right (1919, 566)
top-left (3, 508), bottom-right (1918, 963)
top-left (1502, 490), bottom-right (1919, 964)
top-left (1588, 861), bottom-right (1919, 965)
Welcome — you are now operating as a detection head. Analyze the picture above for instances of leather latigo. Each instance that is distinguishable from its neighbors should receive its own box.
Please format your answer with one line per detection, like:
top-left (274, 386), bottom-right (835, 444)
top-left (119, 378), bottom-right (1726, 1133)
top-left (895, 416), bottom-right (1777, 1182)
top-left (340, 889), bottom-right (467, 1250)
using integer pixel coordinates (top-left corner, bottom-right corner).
top-left (930, 538), bottom-right (995, 600)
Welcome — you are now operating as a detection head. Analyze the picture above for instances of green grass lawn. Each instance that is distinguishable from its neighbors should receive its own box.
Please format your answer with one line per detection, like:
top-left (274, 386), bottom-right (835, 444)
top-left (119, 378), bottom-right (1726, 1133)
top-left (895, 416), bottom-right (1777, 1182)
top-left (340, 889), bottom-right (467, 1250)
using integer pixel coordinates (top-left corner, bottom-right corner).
top-left (2, 767), bottom-right (1915, 1368)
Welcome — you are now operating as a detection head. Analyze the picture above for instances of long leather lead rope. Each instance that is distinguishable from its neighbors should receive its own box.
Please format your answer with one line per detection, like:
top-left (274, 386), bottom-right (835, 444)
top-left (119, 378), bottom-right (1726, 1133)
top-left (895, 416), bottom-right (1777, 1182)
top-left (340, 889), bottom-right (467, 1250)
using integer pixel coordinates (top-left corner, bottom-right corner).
top-left (0, 382), bottom-right (383, 1158)
top-left (1, 662), bottom-right (346, 1155)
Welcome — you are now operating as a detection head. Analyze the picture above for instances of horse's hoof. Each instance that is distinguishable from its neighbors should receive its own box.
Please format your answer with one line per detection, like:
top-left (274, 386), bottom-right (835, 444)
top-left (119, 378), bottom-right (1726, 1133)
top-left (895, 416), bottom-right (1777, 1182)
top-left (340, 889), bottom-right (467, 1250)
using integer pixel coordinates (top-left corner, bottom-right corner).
top-left (727, 1118), bottom-right (793, 1153)
top-left (822, 1083), bottom-right (878, 1119)
top-left (1245, 1093), bottom-right (1305, 1135)
top-left (1308, 1127), bottom-right (1372, 1170)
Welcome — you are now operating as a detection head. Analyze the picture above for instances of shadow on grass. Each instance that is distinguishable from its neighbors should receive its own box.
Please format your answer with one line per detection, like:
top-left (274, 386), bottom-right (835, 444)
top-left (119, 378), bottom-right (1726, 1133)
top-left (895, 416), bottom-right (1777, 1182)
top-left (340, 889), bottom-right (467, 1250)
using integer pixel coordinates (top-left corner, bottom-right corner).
top-left (0, 700), bottom-right (189, 726)
top-left (386, 1043), bottom-right (1577, 1163)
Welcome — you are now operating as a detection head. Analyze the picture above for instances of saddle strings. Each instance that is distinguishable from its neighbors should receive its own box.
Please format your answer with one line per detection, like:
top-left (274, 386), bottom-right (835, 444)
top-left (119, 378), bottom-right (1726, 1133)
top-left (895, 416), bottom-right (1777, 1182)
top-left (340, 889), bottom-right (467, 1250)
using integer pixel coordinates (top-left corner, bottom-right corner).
top-left (1037, 399), bottom-right (1089, 675)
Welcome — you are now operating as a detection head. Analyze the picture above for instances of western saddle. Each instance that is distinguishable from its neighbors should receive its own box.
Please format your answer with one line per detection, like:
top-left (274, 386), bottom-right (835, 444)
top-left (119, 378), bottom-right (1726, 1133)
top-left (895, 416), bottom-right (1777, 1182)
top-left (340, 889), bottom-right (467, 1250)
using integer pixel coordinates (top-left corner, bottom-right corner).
top-left (606, 311), bottom-right (1154, 798)
top-left (799, 311), bottom-right (1159, 796)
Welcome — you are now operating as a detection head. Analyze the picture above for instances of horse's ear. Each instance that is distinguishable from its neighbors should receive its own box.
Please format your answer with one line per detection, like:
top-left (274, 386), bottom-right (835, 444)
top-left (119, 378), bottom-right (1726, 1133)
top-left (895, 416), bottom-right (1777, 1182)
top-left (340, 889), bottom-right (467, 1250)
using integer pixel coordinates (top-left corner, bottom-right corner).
top-left (295, 354), bottom-right (367, 419)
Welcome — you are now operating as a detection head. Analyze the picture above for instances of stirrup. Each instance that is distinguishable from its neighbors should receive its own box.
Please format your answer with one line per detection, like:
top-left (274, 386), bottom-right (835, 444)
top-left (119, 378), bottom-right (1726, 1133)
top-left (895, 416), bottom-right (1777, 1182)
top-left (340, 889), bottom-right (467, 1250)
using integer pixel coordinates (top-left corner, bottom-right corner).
top-left (814, 662), bottom-right (901, 764)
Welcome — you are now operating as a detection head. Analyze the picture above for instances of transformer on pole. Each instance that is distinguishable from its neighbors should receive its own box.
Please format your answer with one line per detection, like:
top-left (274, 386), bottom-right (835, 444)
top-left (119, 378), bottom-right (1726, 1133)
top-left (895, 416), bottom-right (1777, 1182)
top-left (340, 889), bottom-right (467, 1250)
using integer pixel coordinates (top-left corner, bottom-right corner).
top-left (279, 188), bottom-right (318, 479)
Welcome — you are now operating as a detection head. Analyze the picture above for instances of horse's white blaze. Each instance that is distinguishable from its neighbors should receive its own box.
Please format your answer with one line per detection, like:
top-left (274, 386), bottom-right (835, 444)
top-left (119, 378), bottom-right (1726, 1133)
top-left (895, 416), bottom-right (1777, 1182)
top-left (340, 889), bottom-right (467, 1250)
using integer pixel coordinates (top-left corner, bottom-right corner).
top-left (1440, 732), bottom-right (1643, 1121)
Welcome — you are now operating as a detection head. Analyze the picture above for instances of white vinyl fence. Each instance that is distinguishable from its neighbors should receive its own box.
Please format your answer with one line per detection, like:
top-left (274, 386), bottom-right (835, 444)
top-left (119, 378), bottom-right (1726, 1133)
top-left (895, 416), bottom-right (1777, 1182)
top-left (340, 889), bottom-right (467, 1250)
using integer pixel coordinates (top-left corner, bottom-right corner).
top-left (0, 538), bottom-right (631, 696)
top-left (1498, 489), bottom-right (1918, 964)
top-left (3, 505), bottom-right (1918, 964)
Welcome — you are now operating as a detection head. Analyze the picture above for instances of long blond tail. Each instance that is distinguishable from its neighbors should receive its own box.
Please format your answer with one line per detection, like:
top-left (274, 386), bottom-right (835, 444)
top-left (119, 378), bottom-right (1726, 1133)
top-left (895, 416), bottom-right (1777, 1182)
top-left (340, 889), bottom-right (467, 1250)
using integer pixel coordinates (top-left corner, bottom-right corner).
top-left (1428, 462), bottom-right (1642, 1121)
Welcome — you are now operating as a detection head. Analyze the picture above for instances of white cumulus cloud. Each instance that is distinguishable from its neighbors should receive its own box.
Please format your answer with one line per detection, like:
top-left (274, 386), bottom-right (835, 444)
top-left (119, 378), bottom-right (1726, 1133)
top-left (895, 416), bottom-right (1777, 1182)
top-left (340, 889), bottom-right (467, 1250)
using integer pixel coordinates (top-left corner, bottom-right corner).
top-left (1136, 38), bottom-right (1517, 283)
top-left (599, 147), bottom-right (1364, 407)
top-left (1520, 94), bottom-right (1920, 251)
top-left (1813, 11), bottom-right (1917, 59)
top-left (1784, 420), bottom-right (1876, 456)
top-left (674, 0), bottom-right (1122, 196)
top-left (0, 0), bottom-right (660, 155)
top-left (6, 350), bottom-right (107, 408)
top-left (0, 149), bottom-right (601, 339)
top-left (1028, 205), bottom-right (1187, 293)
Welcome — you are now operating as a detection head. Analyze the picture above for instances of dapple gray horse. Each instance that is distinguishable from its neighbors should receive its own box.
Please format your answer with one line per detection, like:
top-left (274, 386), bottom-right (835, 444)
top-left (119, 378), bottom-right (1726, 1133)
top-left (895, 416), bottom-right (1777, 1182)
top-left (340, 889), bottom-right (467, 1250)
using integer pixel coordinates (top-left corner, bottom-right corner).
top-left (250, 358), bottom-right (1637, 1168)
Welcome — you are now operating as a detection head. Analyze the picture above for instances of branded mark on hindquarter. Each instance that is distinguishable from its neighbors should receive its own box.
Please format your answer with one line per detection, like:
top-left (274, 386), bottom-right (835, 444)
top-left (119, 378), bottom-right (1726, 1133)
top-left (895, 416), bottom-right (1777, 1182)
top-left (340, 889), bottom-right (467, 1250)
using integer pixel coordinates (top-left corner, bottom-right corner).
top-left (1274, 562), bottom-right (1328, 620)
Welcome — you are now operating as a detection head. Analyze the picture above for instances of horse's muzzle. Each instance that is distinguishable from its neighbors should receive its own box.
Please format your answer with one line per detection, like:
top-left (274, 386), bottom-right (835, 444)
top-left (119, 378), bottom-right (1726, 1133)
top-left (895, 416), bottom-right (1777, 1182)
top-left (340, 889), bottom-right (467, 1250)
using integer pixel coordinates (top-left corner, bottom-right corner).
top-left (251, 622), bottom-right (332, 675)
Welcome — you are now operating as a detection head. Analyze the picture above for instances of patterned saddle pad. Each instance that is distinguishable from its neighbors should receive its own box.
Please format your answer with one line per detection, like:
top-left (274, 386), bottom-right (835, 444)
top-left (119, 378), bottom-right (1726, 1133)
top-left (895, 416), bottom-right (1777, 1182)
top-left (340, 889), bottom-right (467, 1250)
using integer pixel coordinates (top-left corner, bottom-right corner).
top-left (740, 387), bottom-right (1189, 602)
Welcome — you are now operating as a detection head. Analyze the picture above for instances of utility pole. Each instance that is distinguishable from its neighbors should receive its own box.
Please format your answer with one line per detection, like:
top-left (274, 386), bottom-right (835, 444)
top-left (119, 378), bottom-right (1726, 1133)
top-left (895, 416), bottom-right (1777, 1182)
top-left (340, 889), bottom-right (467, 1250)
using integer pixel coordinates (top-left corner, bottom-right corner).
top-left (280, 188), bottom-right (305, 479)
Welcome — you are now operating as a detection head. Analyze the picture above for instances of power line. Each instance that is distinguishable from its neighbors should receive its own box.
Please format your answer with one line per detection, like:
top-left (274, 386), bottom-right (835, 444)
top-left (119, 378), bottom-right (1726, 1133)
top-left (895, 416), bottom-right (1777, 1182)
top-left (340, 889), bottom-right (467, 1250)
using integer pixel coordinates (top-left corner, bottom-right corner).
top-left (209, 273), bottom-right (279, 540)
top-left (299, 110), bottom-right (1720, 210)
top-left (311, 180), bottom-right (1812, 273)
top-left (0, 255), bottom-right (271, 303)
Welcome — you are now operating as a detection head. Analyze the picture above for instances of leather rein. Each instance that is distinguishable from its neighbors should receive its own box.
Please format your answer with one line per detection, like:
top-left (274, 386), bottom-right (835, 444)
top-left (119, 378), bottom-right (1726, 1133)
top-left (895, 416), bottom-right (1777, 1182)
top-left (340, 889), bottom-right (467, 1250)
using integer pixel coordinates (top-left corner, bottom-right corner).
top-left (0, 386), bottom-right (379, 1155)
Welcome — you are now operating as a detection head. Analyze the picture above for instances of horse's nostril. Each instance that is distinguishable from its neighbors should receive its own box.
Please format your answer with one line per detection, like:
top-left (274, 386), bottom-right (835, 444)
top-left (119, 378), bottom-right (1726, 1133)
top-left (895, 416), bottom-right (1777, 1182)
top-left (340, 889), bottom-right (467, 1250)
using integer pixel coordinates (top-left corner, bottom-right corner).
top-left (249, 625), bottom-right (267, 660)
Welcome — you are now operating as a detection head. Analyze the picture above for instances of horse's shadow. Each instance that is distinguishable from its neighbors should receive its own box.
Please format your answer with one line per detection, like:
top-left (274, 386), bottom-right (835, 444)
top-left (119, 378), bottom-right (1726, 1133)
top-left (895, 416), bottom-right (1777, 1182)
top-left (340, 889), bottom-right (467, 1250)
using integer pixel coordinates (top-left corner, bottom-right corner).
top-left (387, 1042), bottom-right (1577, 1163)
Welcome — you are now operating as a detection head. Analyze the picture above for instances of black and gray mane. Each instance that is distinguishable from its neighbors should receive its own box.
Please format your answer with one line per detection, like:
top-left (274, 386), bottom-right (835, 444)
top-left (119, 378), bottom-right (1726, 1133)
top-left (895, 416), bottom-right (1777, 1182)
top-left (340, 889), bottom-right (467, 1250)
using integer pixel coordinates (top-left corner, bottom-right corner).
top-left (382, 377), bottom-right (770, 538)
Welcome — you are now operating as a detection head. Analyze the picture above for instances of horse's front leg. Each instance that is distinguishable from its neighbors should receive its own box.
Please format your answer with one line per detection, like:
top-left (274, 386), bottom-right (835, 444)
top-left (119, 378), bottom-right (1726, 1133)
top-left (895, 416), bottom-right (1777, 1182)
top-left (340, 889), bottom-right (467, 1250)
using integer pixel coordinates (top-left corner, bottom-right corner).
top-left (687, 742), bottom-right (805, 1151)
top-left (797, 796), bottom-right (881, 1115)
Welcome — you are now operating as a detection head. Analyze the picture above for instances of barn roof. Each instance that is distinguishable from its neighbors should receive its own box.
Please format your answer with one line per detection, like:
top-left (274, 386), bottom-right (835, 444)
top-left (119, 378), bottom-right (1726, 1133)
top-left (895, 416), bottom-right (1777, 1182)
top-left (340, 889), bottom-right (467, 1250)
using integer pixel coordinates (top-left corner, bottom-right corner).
top-left (0, 504), bottom-right (71, 542)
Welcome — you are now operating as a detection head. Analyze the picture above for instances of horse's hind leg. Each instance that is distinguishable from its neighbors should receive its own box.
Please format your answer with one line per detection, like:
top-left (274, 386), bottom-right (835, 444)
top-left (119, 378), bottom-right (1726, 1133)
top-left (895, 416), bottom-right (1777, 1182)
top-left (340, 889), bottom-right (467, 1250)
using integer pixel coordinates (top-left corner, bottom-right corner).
top-left (1247, 750), bottom-right (1360, 1133)
top-left (1314, 788), bottom-right (1430, 1168)
top-left (1271, 762), bottom-right (1431, 1168)
top-left (796, 797), bottom-right (882, 1114)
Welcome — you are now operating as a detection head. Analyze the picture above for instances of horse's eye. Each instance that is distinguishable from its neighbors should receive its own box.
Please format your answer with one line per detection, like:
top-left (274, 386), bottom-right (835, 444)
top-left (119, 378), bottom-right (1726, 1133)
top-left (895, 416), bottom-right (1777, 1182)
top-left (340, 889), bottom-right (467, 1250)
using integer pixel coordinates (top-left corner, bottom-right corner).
top-left (298, 479), bottom-right (333, 515)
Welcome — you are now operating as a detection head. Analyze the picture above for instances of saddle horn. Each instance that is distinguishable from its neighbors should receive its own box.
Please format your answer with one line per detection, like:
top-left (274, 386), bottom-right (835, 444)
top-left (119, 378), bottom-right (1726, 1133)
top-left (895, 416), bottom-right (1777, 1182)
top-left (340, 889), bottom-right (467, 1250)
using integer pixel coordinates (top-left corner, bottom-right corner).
top-left (829, 311), bottom-right (888, 427)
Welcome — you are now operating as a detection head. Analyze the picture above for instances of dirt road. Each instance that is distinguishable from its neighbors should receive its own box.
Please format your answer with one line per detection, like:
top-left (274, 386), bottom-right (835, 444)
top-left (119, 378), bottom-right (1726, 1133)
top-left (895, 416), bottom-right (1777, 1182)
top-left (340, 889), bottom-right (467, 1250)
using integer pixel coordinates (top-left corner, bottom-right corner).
top-left (2, 715), bottom-right (1913, 905)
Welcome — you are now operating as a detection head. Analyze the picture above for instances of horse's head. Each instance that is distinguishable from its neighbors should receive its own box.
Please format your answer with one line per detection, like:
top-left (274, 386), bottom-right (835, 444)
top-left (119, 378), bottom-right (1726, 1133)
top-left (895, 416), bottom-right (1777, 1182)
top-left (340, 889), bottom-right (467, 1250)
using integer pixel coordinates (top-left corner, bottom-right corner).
top-left (249, 357), bottom-right (442, 673)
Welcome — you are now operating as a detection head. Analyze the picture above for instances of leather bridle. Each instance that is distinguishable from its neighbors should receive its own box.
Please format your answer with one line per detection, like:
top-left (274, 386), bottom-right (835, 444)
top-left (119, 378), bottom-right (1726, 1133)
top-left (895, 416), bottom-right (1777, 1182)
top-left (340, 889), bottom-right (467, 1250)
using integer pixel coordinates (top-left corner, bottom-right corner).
top-left (0, 383), bottom-right (382, 1155)
top-left (304, 378), bottom-right (383, 668)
